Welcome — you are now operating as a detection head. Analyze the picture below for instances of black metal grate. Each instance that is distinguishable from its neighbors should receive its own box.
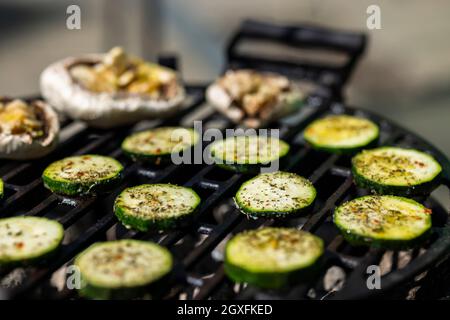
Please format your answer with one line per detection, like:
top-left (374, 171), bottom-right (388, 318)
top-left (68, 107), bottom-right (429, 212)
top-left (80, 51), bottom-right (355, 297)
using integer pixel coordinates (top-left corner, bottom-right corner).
top-left (0, 87), bottom-right (449, 300)
top-left (1, 21), bottom-right (449, 300)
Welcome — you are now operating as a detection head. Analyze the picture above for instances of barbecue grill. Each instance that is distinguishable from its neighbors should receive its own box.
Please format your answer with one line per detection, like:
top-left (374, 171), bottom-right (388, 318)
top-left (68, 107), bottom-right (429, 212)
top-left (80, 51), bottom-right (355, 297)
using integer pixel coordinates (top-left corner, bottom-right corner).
top-left (1, 20), bottom-right (449, 300)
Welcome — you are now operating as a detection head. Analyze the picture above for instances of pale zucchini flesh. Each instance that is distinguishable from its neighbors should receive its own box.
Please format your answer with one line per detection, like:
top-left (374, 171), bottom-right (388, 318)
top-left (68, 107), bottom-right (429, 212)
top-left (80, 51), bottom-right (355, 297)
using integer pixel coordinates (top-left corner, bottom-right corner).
top-left (334, 195), bottom-right (432, 248)
top-left (0, 216), bottom-right (64, 265)
top-left (210, 135), bottom-right (290, 173)
top-left (304, 115), bottom-right (379, 153)
top-left (224, 227), bottom-right (324, 288)
top-left (42, 154), bottom-right (123, 196)
top-left (352, 147), bottom-right (442, 196)
top-left (122, 127), bottom-right (199, 163)
top-left (114, 184), bottom-right (201, 231)
top-left (75, 239), bottom-right (173, 299)
top-left (235, 171), bottom-right (316, 218)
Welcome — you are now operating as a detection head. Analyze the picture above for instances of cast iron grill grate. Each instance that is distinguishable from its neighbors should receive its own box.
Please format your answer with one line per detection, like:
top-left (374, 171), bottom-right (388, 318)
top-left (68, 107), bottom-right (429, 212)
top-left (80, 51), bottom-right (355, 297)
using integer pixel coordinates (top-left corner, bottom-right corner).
top-left (1, 21), bottom-right (449, 300)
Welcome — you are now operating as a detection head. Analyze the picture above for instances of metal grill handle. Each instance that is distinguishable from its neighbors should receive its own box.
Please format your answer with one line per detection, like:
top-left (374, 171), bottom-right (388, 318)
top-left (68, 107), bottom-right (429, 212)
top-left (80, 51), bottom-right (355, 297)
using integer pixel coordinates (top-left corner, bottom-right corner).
top-left (230, 19), bottom-right (366, 54)
top-left (226, 19), bottom-right (367, 94)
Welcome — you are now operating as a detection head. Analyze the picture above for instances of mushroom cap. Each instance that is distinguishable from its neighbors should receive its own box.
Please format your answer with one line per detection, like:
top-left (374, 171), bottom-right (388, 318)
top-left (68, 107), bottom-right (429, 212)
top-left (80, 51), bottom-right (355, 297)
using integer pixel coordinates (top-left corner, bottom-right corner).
top-left (0, 99), bottom-right (59, 160)
top-left (40, 54), bottom-right (186, 129)
top-left (206, 69), bottom-right (304, 128)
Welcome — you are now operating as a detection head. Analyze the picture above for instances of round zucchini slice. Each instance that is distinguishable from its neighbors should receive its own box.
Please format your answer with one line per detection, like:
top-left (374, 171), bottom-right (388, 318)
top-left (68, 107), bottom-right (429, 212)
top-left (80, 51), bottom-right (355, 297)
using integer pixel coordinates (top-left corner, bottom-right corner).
top-left (122, 127), bottom-right (199, 164)
top-left (42, 154), bottom-right (124, 196)
top-left (224, 227), bottom-right (324, 289)
top-left (209, 135), bottom-right (290, 173)
top-left (303, 115), bottom-right (379, 154)
top-left (114, 184), bottom-right (201, 231)
top-left (352, 147), bottom-right (442, 196)
top-left (235, 171), bottom-right (316, 218)
top-left (0, 216), bottom-right (64, 266)
top-left (75, 239), bottom-right (173, 299)
top-left (334, 195), bottom-right (432, 249)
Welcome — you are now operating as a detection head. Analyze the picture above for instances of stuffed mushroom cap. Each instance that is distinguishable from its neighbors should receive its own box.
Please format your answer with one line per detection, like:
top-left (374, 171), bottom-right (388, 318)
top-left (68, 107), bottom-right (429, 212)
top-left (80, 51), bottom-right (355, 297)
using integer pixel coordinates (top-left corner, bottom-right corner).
top-left (40, 47), bottom-right (186, 128)
top-left (206, 69), bottom-right (304, 128)
top-left (0, 98), bottom-right (59, 160)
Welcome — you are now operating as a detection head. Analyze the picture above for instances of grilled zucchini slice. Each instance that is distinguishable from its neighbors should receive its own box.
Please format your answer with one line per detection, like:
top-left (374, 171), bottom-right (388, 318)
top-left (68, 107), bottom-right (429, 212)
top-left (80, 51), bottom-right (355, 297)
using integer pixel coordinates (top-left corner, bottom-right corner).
top-left (114, 184), bottom-right (201, 231)
top-left (304, 115), bottom-right (379, 154)
top-left (235, 171), bottom-right (316, 218)
top-left (42, 154), bottom-right (123, 196)
top-left (209, 135), bottom-right (290, 173)
top-left (334, 195), bottom-right (432, 248)
top-left (122, 127), bottom-right (199, 164)
top-left (75, 239), bottom-right (173, 299)
top-left (0, 216), bottom-right (64, 266)
top-left (352, 147), bottom-right (442, 196)
top-left (224, 227), bottom-right (324, 289)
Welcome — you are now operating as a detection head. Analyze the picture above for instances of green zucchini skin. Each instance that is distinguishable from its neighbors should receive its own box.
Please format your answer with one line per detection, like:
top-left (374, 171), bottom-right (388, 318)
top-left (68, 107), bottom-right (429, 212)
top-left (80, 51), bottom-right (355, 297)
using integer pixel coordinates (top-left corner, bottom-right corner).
top-left (351, 147), bottom-right (442, 196)
top-left (42, 174), bottom-right (123, 196)
top-left (42, 155), bottom-right (124, 196)
top-left (352, 166), bottom-right (442, 197)
top-left (234, 171), bottom-right (316, 218)
top-left (224, 256), bottom-right (323, 289)
top-left (0, 216), bottom-right (64, 266)
top-left (337, 226), bottom-right (431, 250)
top-left (303, 115), bottom-right (380, 154)
top-left (75, 240), bottom-right (173, 300)
top-left (224, 228), bottom-right (324, 289)
top-left (121, 127), bottom-right (199, 165)
top-left (233, 202), bottom-right (314, 219)
top-left (333, 195), bottom-right (432, 249)
top-left (0, 245), bottom-right (62, 268)
top-left (121, 148), bottom-right (172, 165)
top-left (210, 136), bottom-right (290, 174)
top-left (215, 156), bottom-right (289, 174)
top-left (308, 137), bottom-right (379, 155)
top-left (113, 184), bottom-right (201, 232)
top-left (78, 272), bottom-right (171, 300)
top-left (114, 205), bottom-right (192, 231)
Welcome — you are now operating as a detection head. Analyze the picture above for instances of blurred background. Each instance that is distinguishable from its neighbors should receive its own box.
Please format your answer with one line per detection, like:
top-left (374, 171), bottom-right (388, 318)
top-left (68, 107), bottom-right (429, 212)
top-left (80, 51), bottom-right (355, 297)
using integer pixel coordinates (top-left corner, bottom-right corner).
top-left (1, 0), bottom-right (450, 156)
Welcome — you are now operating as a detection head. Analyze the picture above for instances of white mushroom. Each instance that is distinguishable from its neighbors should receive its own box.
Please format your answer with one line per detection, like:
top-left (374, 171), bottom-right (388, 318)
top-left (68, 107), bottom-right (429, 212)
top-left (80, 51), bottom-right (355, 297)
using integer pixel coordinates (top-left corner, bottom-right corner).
top-left (0, 99), bottom-right (59, 160)
top-left (40, 48), bottom-right (186, 129)
top-left (206, 69), bottom-right (304, 128)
